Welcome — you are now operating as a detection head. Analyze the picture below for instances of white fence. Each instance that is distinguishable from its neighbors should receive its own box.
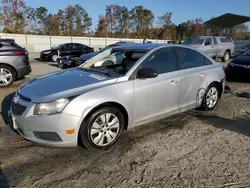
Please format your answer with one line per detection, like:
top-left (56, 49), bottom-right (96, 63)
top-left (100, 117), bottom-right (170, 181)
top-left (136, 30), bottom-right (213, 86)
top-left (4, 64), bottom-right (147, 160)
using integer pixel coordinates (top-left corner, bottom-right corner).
top-left (0, 33), bottom-right (169, 53)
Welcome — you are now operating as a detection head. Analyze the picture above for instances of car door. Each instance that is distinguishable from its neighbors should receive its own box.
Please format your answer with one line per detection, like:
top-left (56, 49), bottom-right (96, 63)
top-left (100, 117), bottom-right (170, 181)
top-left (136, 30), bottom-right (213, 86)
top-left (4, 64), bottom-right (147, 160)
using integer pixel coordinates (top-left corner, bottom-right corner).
top-left (175, 47), bottom-right (210, 111)
top-left (60, 43), bottom-right (73, 57)
top-left (73, 43), bottom-right (84, 57)
top-left (203, 37), bottom-right (215, 57)
top-left (133, 47), bottom-right (181, 124)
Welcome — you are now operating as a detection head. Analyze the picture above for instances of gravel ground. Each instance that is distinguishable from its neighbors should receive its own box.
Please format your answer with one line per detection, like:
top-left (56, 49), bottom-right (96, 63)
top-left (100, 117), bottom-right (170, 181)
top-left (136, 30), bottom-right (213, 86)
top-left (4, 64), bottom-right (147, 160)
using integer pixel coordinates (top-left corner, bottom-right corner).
top-left (1, 60), bottom-right (250, 188)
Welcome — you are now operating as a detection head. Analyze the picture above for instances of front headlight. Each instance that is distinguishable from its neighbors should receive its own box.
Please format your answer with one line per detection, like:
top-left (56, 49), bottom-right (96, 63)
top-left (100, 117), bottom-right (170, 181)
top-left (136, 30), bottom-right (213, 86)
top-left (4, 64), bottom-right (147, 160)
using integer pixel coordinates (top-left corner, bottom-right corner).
top-left (34, 98), bottom-right (69, 115)
top-left (43, 51), bottom-right (51, 54)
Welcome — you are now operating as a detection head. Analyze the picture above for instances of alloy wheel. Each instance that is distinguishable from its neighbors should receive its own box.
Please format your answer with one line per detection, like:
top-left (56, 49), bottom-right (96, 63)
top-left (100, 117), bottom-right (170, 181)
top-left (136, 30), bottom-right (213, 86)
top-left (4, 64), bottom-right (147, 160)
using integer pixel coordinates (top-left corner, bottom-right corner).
top-left (0, 68), bottom-right (13, 86)
top-left (90, 113), bottom-right (120, 146)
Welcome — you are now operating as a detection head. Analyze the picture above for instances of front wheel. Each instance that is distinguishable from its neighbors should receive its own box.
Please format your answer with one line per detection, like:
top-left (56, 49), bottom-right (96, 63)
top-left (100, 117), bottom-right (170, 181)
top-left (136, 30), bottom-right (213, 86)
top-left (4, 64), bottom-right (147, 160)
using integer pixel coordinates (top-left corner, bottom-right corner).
top-left (51, 54), bottom-right (58, 62)
top-left (78, 106), bottom-right (125, 151)
top-left (201, 84), bottom-right (220, 111)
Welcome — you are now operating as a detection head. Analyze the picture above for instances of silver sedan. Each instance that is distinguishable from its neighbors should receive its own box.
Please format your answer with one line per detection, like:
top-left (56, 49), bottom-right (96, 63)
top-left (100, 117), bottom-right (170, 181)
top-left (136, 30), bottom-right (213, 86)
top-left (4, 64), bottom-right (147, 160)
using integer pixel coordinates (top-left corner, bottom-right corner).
top-left (8, 44), bottom-right (225, 150)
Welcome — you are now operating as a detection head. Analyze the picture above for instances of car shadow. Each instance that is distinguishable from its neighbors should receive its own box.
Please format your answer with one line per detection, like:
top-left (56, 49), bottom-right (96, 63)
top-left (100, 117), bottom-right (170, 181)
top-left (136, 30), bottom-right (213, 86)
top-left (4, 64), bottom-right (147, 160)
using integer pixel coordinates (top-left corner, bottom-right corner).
top-left (0, 167), bottom-right (9, 188)
top-left (189, 111), bottom-right (250, 137)
top-left (0, 92), bottom-right (15, 126)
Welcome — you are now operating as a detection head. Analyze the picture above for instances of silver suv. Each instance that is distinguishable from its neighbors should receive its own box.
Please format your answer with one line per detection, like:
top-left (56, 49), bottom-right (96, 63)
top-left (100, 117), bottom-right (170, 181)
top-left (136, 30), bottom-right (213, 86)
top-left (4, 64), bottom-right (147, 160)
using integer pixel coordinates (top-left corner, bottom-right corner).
top-left (183, 36), bottom-right (235, 62)
top-left (9, 44), bottom-right (225, 150)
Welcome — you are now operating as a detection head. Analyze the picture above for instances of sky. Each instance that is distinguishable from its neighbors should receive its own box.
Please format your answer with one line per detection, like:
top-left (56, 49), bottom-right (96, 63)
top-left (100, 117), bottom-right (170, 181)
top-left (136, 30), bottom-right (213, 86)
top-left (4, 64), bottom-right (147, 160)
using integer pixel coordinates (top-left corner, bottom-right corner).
top-left (22, 0), bottom-right (250, 30)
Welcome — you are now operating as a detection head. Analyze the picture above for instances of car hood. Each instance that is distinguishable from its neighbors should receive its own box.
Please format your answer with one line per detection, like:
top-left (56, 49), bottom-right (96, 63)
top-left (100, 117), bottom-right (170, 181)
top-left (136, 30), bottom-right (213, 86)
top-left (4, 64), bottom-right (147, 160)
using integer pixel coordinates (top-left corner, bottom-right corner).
top-left (232, 56), bottom-right (250, 65)
top-left (19, 68), bottom-right (117, 103)
top-left (79, 52), bottom-right (99, 61)
top-left (41, 49), bottom-right (55, 53)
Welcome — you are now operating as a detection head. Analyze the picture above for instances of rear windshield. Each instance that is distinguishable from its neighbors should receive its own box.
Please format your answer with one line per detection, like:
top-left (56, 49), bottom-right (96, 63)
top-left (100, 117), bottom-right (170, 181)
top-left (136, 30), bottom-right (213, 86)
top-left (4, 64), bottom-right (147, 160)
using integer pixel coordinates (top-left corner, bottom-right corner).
top-left (183, 37), bottom-right (205, 45)
top-left (219, 37), bottom-right (232, 43)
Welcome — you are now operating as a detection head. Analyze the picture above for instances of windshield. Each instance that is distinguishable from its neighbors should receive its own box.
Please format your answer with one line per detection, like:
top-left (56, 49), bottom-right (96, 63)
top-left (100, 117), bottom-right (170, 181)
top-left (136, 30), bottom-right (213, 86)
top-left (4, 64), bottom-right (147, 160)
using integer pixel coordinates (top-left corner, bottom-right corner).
top-left (54, 44), bottom-right (65, 49)
top-left (243, 49), bottom-right (250, 56)
top-left (183, 37), bottom-right (205, 45)
top-left (81, 50), bottom-right (146, 76)
top-left (99, 45), bottom-right (115, 53)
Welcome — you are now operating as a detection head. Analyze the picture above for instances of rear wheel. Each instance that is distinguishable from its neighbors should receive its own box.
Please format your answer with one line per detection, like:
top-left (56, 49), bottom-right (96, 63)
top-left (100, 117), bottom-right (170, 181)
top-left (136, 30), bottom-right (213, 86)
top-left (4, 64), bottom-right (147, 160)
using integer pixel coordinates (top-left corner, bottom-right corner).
top-left (0, 65), bottom-right (16, 88)
top-left (78, 106), bottom-right (125, 151)
top-left (222, 51), bottom-right (230, 62)
top-left (201, 84), bottom-right (220, 111)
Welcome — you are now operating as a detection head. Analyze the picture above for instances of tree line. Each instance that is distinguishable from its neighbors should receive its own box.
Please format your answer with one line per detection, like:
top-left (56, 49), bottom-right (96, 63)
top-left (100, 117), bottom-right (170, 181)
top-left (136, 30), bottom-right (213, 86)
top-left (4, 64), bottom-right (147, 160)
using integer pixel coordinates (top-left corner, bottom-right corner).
top-left (0, 0), bottom-right (249, 40)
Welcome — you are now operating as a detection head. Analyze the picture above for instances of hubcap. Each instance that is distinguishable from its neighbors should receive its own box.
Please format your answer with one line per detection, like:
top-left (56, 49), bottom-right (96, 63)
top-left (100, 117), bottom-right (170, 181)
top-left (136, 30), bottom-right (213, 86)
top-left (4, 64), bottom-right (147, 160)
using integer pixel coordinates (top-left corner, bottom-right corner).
top-left (90, 113), bottom-right (120, 146)
top-left (52, 55), bottom-right (58, 62)
top-left (206, 87), bottom-right (218, 108)
top-left (0, 68), bottom-right (12, 86)
top-left (225, 53), bottom-right (229, 61)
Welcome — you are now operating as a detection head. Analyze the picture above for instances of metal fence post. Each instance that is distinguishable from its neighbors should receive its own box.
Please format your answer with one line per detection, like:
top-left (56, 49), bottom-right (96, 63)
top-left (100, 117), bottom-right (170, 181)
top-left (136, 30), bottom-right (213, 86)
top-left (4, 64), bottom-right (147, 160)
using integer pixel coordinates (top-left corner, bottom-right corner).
top-left (89, 37), bottom-right (91, 46)
top-left (105, 38), bottom-right (107, 47)
top-left (25, 35), bottom-right (28, 45)
top-left (49, 35), bottom-right (52, 48)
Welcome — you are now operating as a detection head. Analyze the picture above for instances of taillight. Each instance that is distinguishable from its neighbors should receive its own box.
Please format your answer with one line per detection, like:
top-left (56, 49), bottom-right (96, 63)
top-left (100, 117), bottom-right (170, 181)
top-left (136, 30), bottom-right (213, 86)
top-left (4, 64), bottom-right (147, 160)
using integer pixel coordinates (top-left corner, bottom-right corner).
top-left (13, 51), bottom-right (26, 55)
top-left (222, 66), bottom-right (226, 72)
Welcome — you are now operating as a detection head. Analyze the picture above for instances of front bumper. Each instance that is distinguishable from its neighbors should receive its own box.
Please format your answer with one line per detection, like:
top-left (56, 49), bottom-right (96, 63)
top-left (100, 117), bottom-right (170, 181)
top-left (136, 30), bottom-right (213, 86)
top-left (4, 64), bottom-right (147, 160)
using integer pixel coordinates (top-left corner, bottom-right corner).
top-left (40, 53), bottom-right (50, 60)
top-left (8, 95), bottom-right (81, 147)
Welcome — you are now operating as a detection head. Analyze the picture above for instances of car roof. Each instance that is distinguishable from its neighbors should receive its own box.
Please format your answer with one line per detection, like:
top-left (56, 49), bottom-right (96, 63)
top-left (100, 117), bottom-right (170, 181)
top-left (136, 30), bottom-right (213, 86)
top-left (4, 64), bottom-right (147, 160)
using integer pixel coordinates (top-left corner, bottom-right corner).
top-left (112, 43), bottom-right (170, 52)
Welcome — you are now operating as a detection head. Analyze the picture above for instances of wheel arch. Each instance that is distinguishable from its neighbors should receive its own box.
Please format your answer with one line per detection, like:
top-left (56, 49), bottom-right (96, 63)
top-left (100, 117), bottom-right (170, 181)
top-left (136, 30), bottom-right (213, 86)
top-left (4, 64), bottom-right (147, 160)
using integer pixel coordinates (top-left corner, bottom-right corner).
top-left (207, 81), bottom-right (223, 98)
top-left (77, 101), bottom-right (129, 145)
top-left (0, 63), bottom-right (18, 80)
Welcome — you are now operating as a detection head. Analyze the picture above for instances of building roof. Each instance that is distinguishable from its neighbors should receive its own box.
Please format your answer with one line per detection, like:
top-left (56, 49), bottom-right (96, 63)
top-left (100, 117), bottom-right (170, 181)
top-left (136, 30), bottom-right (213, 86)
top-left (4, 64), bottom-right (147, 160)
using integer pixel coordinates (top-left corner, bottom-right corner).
top-left (204, 13), bottom-right (250, 28)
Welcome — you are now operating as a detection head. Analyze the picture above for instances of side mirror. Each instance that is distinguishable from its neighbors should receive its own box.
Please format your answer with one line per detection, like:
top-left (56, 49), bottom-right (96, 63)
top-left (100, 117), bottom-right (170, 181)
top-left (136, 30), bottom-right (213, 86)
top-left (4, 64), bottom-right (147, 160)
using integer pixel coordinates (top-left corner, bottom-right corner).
top-left (137, 67), bottom-right (158, 79)
top-left (99, 47), bottom-right (102, 51)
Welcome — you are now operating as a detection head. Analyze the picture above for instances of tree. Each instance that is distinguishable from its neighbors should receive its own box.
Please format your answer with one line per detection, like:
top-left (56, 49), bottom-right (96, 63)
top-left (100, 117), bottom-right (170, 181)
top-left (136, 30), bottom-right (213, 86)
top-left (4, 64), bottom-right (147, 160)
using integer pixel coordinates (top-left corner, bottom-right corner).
top-left (232, 24), bottom-right (249, 40)
top-left (158, 12), bottom-right (173, 28)
top-left (1, 0), bottom-right (26, 33)
top-left (95, 16), bottom-right (108, 37)
top-left (105, 4), bottom-right (120, 37)
top-left (115, 6), bottom-right (130, 37)
top-left (130, 5), bottom-right (154, 38)
top-left (190, 18), bottom-right (203, 36)
top-left (44, 14), bottom-right (60, 35)
top-left (24, 6), bottom-right (48, 34)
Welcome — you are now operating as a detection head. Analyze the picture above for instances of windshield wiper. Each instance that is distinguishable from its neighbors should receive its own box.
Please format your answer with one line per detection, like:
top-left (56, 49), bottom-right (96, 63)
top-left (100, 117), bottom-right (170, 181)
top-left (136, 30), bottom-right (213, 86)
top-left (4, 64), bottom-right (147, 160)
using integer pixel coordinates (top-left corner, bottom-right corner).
top-left (89, 67), bottom-right (121, 77)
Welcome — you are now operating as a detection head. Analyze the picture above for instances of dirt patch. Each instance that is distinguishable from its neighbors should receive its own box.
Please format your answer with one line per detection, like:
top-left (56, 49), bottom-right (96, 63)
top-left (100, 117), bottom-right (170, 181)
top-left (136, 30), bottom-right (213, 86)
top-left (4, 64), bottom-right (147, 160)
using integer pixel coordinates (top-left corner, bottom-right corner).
top-left (2, 61), bottom-right (250, 187)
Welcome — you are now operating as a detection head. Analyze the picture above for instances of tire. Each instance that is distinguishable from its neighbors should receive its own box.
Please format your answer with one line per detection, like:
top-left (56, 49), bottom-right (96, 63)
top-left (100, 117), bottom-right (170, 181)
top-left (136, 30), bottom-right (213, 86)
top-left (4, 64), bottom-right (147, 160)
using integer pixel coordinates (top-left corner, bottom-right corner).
top-left (51, 54), bottom-right (58, 62)
top-left (0, 65), bottom-right (16, 88)
top-left (222, 51), bottom-right (230, 62)
top-left (58, 63), bottom-right (64, 69)
top-left (78, 106), bottom-right (125, 151)
top-left (201, 84), bottom-right (220, 111)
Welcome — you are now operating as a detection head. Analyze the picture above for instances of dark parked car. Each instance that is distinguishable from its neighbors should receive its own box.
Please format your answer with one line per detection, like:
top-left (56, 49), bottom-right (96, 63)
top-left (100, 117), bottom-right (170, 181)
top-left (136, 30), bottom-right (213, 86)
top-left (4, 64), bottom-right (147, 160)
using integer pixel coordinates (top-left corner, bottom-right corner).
top-left (227, 48), bottom-right (250, 81)
top-left (234, 44), bottom-right (250, 57)
top-left (75, 41), bottom-right (134, 67)
top-left (0, 39), bottom-right (31, 87)
top-left (40, 43), bottom-right (94, 62)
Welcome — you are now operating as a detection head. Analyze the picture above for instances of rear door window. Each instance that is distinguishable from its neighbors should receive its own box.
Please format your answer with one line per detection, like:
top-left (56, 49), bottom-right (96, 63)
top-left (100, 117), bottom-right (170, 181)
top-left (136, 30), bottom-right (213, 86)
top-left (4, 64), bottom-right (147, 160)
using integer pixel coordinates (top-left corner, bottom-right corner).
top-left (220, 37), bottom-right (232, 43)
top-left (175, 47), bottom-right (206, 69)
top-left (213, 37), bottom-right (218, 45)
top-left (73, 44), bottom-right (83, 50)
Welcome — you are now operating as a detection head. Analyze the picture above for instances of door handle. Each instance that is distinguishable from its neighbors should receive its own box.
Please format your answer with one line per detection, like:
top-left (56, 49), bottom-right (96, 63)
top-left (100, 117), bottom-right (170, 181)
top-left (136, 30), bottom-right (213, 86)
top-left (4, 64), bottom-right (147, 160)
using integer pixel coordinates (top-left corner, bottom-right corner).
top-left (169, 80), bottom-right (178, 86)
top-left (200, 72), bottom-right (205, 77)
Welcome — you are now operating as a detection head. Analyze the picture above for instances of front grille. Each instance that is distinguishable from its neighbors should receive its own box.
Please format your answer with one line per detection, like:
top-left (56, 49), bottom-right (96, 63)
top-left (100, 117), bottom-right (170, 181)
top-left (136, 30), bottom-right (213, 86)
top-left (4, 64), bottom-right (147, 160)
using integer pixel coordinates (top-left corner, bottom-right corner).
top-left (12, 103), bottom-right (27, 116)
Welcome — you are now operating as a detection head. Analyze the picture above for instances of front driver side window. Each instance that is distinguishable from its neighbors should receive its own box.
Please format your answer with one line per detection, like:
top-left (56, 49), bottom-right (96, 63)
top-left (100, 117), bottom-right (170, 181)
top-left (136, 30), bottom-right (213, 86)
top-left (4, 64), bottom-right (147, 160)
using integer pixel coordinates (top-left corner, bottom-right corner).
top-left (141, 47), bottom-right (177, 74)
